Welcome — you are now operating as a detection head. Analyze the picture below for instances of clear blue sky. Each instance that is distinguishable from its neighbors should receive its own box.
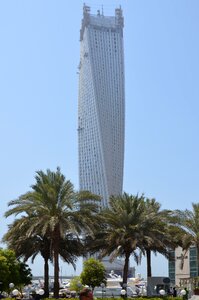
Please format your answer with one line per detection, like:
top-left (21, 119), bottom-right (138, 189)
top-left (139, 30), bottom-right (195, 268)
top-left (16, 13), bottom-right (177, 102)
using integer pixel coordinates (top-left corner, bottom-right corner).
top-left (1, 0), bottom-right (199, 278)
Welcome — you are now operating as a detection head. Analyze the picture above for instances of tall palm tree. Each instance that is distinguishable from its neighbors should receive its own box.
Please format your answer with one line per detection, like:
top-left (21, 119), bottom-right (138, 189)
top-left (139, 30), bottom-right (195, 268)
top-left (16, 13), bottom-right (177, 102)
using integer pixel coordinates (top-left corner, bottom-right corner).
top-left (5, 167), bottom-right (100, 298)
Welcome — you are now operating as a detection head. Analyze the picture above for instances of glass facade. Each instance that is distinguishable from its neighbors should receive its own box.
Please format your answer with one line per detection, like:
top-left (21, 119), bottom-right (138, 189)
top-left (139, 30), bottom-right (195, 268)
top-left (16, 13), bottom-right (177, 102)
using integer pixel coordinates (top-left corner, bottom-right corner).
top-left (190, 246), bottom-right (198, 277)
top-left (168, 250), bottom-right (175, 284)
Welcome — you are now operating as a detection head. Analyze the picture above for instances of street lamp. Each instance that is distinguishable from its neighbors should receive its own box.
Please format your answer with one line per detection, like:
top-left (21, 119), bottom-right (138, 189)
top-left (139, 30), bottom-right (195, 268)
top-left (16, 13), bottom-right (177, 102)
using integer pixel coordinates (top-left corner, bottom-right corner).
top-left (123, 283), bottom-right (127, 298)
top-left (36, 289), bottom-right (44, 299)
top-left (181, 290), bottom-right (186, 296)
top-left (12, 289), bottom-right (19, 298)
top-left (159, 289), bottom-right (166, 296)
top-left (101, 283), bottom-right (105, 298)
top-left (121, 289), bottom-right (127, 298)
top-left (9, 283), bottom-right (14, 289)
top-left (9, 283), bottom-right (16, 298)
top-left (181, 289), bottom-right (187, 299)
top-left (37, 289), bottom-right (44, 295)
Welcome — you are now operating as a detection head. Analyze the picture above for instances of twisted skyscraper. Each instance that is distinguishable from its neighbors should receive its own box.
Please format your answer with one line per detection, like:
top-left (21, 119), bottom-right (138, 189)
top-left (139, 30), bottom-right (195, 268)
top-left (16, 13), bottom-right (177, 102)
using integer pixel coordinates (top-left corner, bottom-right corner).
top-left (78, 5), bottom-right (125, 207)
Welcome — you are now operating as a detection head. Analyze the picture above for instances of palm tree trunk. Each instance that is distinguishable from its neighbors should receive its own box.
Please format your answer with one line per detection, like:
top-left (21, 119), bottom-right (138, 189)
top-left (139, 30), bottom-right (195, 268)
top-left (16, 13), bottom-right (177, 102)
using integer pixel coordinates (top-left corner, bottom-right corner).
top-left (146, 249), bottom-right (152, 277)
top-left (54, 247), bottom-right (59, 298)
top-left (53, 227), bottom-right (60, 298)
top-left (123, 252), bottom-right (130, 286)
top-left (44, 257), bottom-right (49, 297)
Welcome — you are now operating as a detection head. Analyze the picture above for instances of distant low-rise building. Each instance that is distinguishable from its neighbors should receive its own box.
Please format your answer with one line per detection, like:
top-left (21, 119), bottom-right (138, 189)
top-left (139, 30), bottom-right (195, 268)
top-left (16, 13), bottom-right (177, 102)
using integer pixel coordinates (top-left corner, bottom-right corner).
top-left (168, 246), bottom-right (198, 286)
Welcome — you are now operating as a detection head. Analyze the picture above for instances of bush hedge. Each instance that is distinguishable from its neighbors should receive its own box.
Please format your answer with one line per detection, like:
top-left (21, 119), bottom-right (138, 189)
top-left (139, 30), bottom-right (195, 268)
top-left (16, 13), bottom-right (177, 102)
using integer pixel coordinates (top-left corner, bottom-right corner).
top-left (1, 298), bottom-right (183, 300)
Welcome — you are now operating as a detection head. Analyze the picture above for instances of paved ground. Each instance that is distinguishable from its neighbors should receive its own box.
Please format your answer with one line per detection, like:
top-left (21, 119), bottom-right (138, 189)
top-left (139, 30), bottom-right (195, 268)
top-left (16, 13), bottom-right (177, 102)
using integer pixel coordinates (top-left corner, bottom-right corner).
top-left (190, 296), bottom-right (199, 300)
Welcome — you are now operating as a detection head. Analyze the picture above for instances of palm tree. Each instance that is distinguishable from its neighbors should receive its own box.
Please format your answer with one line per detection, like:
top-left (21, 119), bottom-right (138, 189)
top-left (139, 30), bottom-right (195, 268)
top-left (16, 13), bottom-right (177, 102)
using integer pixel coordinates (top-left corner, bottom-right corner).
top-left (85, 193), bottom-right (146, 286)
top-left (139, 198), bottom-right (185, 278)
top-left (138, 198), bottom-right (165, 278)
top-left (5, 167), bottom-right (100, 298)
top-left (86, 193), bottom-right (185, 287)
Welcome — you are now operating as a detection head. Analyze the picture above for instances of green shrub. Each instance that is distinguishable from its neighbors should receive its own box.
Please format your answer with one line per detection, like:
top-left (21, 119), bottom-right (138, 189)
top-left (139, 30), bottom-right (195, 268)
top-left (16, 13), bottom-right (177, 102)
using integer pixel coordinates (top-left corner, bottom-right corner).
top-left (1, 297), bottom-right (183, 300)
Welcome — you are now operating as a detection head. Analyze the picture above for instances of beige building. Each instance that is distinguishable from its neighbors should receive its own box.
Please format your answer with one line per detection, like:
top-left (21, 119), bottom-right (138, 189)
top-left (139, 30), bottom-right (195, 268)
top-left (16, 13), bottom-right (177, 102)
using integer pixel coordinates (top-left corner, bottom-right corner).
top-left (169, 246), bottom-right (198, 286)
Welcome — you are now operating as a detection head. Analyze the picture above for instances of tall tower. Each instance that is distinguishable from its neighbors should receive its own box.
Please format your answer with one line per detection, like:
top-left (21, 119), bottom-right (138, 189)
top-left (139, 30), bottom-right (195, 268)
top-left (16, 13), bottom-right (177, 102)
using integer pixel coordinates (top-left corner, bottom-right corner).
top-left (78, 4), bottom-right (125, 207)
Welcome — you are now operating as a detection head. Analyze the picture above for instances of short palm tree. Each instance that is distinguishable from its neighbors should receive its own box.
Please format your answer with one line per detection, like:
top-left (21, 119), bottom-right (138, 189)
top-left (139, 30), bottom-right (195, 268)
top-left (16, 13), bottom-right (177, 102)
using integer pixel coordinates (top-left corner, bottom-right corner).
top-left (4, 167), bottom-right (100, 298)
top-left (86, 193), bottom-right (185, 287)
top-left (138, 198), bottom-right (166, 277)
top-left (85, 193), bottom-right (146, 285)
top-left (138, 198), bottom-right (185, 278)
